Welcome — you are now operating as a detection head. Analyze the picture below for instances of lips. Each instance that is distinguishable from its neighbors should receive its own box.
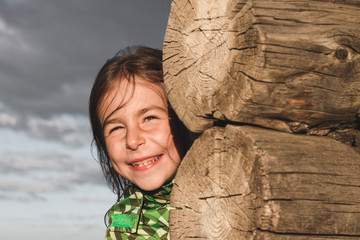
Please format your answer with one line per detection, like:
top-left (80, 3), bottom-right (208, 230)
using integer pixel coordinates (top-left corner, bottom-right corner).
top-left (130, 155), bottom-right (162, 169)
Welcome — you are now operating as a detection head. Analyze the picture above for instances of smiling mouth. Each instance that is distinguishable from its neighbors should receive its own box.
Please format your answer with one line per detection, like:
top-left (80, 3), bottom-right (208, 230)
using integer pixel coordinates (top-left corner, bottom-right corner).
top-left (131, 155), bottom-right (161, 167)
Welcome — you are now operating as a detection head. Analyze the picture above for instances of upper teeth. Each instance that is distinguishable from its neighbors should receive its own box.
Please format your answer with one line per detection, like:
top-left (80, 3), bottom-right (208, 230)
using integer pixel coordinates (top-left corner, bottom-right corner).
top-left (132, 156), bottom-right (160, 167)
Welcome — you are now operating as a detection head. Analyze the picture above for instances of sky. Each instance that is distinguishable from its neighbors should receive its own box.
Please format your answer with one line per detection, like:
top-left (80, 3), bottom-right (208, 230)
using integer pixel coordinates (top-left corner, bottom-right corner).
top-left (0, 0), bottom-right (172, 239)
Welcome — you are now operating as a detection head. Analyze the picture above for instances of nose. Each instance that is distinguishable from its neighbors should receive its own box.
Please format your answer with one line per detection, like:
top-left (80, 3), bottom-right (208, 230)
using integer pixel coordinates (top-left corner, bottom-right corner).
top-left (126, 124), bottom-right (145, 150)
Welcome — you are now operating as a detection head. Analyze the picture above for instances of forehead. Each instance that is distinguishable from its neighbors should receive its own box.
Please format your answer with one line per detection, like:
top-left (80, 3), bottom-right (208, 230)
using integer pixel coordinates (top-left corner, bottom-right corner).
top-left (98, 77), bottom-right (167, 123)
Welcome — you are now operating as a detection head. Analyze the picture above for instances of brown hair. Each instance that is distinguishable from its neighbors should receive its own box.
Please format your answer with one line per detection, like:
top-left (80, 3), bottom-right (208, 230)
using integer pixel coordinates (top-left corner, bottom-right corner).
top-left (89, 46), bottom-right (189, 200)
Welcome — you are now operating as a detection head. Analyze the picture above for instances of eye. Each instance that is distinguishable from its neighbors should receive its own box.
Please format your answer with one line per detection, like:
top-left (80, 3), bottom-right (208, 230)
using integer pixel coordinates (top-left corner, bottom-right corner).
top-left (144, 115), bottom-right (158, 122)
top-left (109, 125), bottom-right (125, 134)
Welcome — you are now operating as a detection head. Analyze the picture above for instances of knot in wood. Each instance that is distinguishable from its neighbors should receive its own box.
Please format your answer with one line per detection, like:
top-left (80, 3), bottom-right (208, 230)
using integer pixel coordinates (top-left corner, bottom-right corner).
top-left (334, 47), bottom-right (348, 61)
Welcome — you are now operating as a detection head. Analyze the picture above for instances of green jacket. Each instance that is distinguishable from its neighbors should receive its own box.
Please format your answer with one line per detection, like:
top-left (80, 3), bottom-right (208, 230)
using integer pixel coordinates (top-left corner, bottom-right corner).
top-left (105, 181), bottom-right (173, 240)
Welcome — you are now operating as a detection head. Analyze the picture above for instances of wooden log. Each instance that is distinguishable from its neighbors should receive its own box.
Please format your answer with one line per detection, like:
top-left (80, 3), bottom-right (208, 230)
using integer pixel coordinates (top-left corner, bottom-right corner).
top-left (163, 0), bottom-right (360, 134)
top-left (170, 125), bottom-right (360, 239)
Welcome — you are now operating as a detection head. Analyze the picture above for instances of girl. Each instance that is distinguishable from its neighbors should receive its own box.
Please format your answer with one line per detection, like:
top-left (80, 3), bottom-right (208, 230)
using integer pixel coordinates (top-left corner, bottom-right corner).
top-left (89, 46), bottom-right (188, 239)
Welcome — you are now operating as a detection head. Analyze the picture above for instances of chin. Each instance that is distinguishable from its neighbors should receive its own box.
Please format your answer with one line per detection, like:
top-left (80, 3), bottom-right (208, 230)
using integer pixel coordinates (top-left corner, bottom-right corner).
top-left (136, 179), bottom-right (167, 192)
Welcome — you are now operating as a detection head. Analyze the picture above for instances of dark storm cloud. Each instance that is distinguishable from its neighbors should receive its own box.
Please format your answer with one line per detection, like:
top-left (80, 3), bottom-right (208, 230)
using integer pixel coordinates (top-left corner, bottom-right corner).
top-left (0, 0), bottom-right (171, 117)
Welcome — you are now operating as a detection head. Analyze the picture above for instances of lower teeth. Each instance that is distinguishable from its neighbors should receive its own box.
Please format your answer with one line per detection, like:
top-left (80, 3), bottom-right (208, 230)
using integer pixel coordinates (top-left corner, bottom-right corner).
top-left (133, 156), bottom-right (159, 167)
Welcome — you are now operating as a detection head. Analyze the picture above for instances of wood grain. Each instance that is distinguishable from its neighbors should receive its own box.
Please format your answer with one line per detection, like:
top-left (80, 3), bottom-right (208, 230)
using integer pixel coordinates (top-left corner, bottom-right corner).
top-left (170, 125), bottom-right (360, 239)
top-left (163, 0), bottom-right (360, 134)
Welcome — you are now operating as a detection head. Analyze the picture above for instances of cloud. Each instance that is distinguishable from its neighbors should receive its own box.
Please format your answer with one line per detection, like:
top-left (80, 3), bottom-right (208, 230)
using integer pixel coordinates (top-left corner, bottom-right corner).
top-left (0, 112), bottom-right (17, 126)
top-left (0, 0), bottom-right (171, 118)
top-left (0, 149), bottom-right (106, 201)
top-left (26, 114), bottom-right (92, 148)
top-left (0, 15), bottom-right (29, 52)
top-left (0, 103), bottom-right (91, 147)
top-left (0, 151), bottom-right (75, 174)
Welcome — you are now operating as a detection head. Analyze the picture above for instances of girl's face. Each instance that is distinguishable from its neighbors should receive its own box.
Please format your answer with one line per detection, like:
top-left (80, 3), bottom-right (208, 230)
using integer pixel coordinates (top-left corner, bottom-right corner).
top-left (99, 76), bottom-right (182, 191)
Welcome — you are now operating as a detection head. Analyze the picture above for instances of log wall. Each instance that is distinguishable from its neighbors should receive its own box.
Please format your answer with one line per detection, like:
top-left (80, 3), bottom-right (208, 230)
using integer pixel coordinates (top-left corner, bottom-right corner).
top-left (163, 0), bottom-right (360, 239)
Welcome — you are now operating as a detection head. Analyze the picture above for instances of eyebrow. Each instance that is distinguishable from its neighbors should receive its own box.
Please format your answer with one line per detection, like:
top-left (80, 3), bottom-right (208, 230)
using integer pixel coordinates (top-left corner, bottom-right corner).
top-left (103, 105), bottom-right (167, 128)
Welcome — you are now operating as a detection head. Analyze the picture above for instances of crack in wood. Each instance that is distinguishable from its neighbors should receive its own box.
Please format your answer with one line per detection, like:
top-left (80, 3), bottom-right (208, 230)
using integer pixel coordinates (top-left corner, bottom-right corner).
top-left (272, 16), bottom-right (328, 25)
top-left (265, 63), bottom-right (342, 78)
top-left (186, 0), bottom-right (194, 10)
top-left (198, 193), bottom-right (244, 200)
top-left (194, 16), bottom-right (228, 21)
top-left (162, 52), bottom-right (179, 62)
top-left (253, 6), bottom-right (333, 13)
top-left (267, 171), bottom-right (345, 176)
top-left (247, 100), bottom-right (356, 117)
top-left (252, 21), bottom-right (341, 28)
top-left (260, 42), bottom-right (331, 54)
top-left (320, 182), bottom-right (360, 188)
top-left (230, 46), bottom-right (258, 51)
top-left (167, 26), bottom-right (187, 36)
top-left (341, 43), bottom-right (360, 54)
top-left (265, 198), bottom-right (360, 205)
top-left (256, 227), bottom-right (360, 237)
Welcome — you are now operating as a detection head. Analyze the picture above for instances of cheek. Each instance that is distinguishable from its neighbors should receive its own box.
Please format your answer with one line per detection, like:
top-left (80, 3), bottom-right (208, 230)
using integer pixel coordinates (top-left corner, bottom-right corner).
top-left (148, 122), bottom-right (177, 150)
top-left (107, 140), bottom-right (126, 174)
top-left (105, 136), bottom-right (124, 159)
top-left (149, 121), bottom-right (173, 144)
top-left (153, 127), bottom-right (182, 164)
